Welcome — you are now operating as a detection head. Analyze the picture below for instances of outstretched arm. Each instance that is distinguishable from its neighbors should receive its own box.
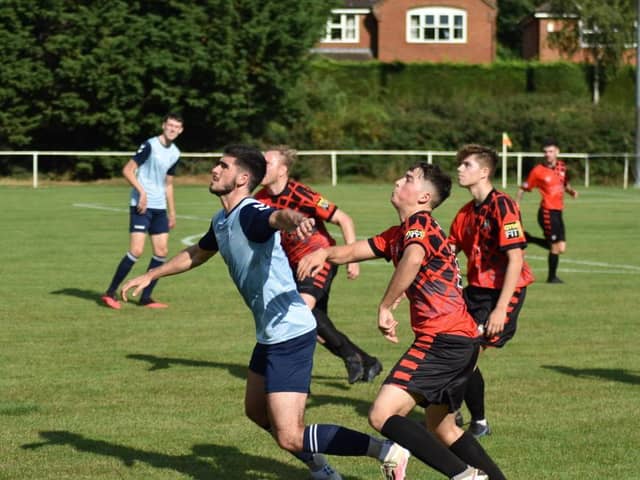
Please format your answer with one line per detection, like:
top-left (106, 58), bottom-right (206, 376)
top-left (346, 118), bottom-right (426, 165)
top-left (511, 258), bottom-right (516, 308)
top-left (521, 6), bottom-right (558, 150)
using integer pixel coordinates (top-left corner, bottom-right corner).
top-left (330, 208), bottom-right (360, 280)
top-left (121, 244), bottom-right (216, 301)
top-left (269, 208), bottom-right (315, 240)
top-left (297, 240), bottom-right (376, 280)
top-left (377, 243), bottom-right (423, 343)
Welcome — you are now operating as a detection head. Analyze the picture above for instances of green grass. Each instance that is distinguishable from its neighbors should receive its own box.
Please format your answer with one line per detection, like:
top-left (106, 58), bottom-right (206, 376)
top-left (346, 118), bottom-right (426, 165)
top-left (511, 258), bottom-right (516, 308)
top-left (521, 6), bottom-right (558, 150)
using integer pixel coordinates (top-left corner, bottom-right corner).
top-left (2, 182), bottom-right (639, 479)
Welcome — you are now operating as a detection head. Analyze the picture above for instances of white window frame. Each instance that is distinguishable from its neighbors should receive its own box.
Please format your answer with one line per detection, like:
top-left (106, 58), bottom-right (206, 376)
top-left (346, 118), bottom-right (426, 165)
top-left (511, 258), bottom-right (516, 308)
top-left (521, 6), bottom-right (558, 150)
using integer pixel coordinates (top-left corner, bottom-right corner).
top-left (321, 9), bottom-right (367, 43)
top-left (406, 7), bottom-right (467, 44)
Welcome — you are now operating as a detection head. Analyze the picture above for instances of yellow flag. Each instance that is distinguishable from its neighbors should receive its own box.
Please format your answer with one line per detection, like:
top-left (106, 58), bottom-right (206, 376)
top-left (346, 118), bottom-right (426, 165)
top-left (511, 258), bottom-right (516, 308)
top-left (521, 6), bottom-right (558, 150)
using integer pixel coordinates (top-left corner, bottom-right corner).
top-left (502, 132), bottom-right (512, 148)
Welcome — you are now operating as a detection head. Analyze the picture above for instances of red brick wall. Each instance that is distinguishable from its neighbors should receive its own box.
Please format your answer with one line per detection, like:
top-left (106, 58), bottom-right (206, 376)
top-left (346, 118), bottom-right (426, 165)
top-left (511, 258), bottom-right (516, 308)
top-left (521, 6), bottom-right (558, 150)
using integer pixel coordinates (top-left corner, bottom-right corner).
top-left (374, 0), bottom-right (496, 63)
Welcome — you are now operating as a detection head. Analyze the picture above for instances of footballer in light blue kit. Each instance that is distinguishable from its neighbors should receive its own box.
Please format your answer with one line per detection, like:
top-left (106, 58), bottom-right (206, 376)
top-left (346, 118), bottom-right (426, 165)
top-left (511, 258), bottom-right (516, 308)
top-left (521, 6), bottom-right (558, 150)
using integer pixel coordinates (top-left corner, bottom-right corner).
top-left (120, 145), bottom-right (410, 480)
top-left (101, 113), bottom-right (184, 310)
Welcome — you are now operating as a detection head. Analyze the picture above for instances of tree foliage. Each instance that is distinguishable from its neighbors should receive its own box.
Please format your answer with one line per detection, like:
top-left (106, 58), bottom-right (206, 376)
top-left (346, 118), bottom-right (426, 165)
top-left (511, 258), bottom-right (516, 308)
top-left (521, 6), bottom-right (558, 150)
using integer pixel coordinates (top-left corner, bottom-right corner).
top-left (0, 0), bottom-right (336, 150)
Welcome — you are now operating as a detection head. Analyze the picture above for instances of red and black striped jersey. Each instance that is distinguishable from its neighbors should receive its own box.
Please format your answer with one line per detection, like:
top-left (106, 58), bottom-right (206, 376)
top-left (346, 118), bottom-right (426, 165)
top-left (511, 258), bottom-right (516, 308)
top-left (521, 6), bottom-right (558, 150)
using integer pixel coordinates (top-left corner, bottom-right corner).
top-left (368, 211), bottom-right (479, 340)
top-left (521, 160), bottom-right (568, 210)
top-left (255, 180), bottom-right (337, 267)
top-left (449, 189), bottom-right (534, 290)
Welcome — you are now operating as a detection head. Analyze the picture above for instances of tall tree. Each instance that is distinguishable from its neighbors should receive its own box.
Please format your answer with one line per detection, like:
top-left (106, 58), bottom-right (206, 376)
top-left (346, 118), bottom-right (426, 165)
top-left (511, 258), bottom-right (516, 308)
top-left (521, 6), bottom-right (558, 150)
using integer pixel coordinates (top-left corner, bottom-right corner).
top-left (546, 0), bottom-right (636, 104)
top-left (0, 0), bottom-right (336, 150)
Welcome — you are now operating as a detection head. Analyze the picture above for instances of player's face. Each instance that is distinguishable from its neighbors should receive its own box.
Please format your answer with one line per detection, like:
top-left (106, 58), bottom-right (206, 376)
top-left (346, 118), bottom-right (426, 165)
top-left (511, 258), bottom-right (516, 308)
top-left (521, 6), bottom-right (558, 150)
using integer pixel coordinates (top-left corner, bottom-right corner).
top-left (209, 156), bottom-right (240, 196)
top-left (457, 155), bottom-right (486, 187)
top-left (161, 118), bottom-right (184, 143)
top-left (261, 151), bottom-right (284, 186)
top-left (391, 168), bottom-right (427, 209)
top-left (543, 146), bottom-right (559, 165)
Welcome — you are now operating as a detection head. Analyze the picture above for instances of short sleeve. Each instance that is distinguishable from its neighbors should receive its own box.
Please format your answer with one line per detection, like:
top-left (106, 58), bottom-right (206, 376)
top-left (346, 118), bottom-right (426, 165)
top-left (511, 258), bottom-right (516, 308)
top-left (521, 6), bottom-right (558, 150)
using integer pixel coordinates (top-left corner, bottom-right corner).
top-left (132, 141), bottom-right (152, 165)
top-left (239, 203), bottom-right (278, 243)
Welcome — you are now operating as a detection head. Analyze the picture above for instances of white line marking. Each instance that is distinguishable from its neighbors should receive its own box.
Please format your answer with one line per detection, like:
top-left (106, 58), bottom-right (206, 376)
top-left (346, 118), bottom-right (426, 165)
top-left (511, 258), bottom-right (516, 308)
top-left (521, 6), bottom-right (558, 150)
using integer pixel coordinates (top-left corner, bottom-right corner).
top-left (73, 203), bottom-right (211, 221)
top-left (526, 255), bottom-right (640, 271)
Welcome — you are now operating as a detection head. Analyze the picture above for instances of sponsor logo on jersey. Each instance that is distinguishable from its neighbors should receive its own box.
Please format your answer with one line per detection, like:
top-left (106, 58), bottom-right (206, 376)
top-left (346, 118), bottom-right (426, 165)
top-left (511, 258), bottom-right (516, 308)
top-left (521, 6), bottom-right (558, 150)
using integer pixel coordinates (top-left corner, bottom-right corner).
top-left (405, 229), bottom-right (425, 240)
top-left (316, 197), bottom-right (330, 210)
top-left (504, 221), bottom-right (522, 239)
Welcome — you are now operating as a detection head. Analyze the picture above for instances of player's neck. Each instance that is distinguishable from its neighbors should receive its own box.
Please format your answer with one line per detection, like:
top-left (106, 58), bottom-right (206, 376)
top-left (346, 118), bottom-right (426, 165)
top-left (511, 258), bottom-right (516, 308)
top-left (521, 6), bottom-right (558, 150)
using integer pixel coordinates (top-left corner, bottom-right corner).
top-left (266, 176), bottom-right (289, 196)
top-left (220, 188), bottom-right (251, 213)
top-left (158, 134), bottom-right (172, 147)
top-left (398, 205), bottom-right (431, 222)
top-left (469, 182), bottom-right (493, 204)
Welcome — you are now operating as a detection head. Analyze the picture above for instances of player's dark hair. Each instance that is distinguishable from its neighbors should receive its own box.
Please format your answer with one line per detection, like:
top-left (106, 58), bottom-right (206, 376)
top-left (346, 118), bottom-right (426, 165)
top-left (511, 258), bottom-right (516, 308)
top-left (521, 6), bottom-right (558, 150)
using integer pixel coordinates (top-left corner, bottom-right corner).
top-left (411, 162), bottom-right (451, 209)
top-left (542, 137), bottom-right (559, 148)
top-left (268, 145), bottom-right (297, 170)
top-left (456, 144), bottom-right (498, 176)
top-left (223, 144), bottom-right (266, 191)
top-left (163, 112), bottom-right (184, 125)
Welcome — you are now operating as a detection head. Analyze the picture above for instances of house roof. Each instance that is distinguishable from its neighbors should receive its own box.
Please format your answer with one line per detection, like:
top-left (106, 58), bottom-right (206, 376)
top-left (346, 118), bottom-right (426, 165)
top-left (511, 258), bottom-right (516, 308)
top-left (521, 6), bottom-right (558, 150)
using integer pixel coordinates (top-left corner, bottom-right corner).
top-left (340, 0), bottom-right (496, 7)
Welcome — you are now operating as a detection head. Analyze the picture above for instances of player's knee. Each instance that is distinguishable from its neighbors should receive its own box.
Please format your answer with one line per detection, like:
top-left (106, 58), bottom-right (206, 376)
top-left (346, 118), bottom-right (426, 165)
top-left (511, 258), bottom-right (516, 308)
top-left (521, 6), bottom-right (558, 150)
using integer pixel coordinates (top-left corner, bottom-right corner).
top-left (273, 429), bottom-right (303, 452)
top-left (129, 247), bottom-right (144, 258)
top-left (154, 246), bottom-right (169, 257)
top-left (368, 406), bottom-right (389, 432)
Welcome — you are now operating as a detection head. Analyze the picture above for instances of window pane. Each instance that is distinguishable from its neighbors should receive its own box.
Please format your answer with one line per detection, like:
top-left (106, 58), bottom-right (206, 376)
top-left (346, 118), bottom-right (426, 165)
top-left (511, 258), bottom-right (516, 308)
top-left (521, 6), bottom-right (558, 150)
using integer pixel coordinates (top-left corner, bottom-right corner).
top-left (410, 15), bottom-right (419, 28)
top-left (410, 26), bottom-right (420, 40)
top-left (425, 27), bottom-right (435, 40)
top-left (439, 28), bottom-right (450, 40)
top-left (425, 15), bottom-right (434, 25)
top-left (330, 28), bottom-right (342, 40)
top-left (440, 15), bottom-right (449, 25)
top-left (454, 27), bottom-right (463, 39)
top-left (454, 15), bottom-right (463, 26)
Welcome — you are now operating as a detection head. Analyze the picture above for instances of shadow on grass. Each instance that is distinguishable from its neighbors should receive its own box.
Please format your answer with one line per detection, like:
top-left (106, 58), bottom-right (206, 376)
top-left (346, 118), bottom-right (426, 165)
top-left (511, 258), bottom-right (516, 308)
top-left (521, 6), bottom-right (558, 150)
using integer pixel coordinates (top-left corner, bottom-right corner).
top-left (542, 365), bottom-right (640, 385)
top-left (125, 353), bottom-right (357, 390)
top-left (50, 287), bottom-right (105, 306)
top-left (21, 431), bottom-right (319, 479)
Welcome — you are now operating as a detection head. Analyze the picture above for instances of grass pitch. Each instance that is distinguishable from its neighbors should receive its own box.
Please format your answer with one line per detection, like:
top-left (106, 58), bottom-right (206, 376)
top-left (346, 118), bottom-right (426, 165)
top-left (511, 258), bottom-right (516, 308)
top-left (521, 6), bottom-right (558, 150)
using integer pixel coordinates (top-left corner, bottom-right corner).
top-left (1, 181), bottom-right (639, 479)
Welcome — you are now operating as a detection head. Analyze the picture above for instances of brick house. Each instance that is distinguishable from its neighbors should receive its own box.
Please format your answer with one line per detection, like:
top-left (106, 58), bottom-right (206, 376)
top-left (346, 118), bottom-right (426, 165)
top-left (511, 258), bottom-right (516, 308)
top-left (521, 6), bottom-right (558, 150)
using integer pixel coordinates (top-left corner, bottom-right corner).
top-left (312, 0), bottom-right (498, 63)
top-left (520, 2), bottom-right (636, 64)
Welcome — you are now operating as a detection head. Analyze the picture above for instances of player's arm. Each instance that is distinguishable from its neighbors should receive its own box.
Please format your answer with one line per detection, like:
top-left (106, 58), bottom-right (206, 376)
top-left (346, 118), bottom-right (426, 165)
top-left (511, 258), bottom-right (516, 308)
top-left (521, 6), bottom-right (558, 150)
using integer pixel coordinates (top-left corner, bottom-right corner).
top-left (485, 247), bottom-right (523, 337)
top-left (297, 240), bottom-right (376, 280)
top-left (165, 174), bottom-right (176, 229)
top-left (122, 158), bottom-right (147, 213)
top-left (515, 186), bottom-right (526, 204)
top-left (329, 208), bottom-right (360, 280)
top-left (121, 243), bottom-right (216, 302)
top-left (269, 208), bottom-right (315, 239)
top-left (565, 182), bottom-right (578, 199)
top-left (377, 243), bottom-right (423, 343)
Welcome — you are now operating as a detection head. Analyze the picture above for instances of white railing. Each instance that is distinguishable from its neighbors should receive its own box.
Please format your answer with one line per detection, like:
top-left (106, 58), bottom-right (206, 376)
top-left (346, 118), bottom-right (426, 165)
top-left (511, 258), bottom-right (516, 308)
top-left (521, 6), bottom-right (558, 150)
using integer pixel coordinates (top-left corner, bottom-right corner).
top-left (0, 150), bottom-right (636, 189)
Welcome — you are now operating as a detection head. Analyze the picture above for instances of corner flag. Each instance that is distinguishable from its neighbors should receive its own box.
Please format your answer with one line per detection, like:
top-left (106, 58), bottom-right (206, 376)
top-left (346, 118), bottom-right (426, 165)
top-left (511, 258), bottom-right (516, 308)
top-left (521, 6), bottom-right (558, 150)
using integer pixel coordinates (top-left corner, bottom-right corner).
top-left (502, 132), bottom-right (513, 148)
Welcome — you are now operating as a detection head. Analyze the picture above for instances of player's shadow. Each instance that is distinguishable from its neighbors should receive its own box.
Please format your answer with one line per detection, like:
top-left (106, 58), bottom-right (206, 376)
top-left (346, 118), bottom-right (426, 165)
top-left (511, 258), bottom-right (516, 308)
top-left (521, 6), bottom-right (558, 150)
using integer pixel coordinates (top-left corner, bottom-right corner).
top-left (542, 365), bottom-right (640, 385)
top-left (126, 353), bottom-right (248, 380)
top-left (50, 288), bottom-right (105, 306)
top-left (126, 353), bottom-right (358, 391)
top-left (21, 430), bottom-right (311, 480)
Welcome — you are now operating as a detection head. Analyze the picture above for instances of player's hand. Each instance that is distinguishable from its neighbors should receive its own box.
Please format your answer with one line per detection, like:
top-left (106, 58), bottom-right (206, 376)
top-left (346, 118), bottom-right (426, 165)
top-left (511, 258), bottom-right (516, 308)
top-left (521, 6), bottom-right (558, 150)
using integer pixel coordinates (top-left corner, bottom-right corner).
top-left (121, 274), bottom-right (152, 302)
top-left (571, 190), bottom-right (579, 199)
top-left (295, 217), bottom-right (315, 240)
top-left (378, 306), bottom-right (399, 343)
top-left (297, 249), bottom-right (328, 280)
top-left (485, 308), bottom-right (506, 338)
top-left (168, 213), bottom-right (176, 230)
top-left (346, 262), bottom-right (359, 280)
top-left (136, 193), bottom-right (148, 214)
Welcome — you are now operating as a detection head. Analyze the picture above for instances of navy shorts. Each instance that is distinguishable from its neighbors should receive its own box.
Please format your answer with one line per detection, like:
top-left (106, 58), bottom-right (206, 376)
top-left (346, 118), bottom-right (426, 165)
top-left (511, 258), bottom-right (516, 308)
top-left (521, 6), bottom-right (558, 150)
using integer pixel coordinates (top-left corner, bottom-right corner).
top-left (537, 207), bottom-right (565, 243)
top-left (249, 329), bottom-right (316, 394)
top-left (464, 286), bottom-right (527, 348)
top-left (384, 334), bottom-right (479, 412)
top-left (129, 207), bottom-right (169, 235)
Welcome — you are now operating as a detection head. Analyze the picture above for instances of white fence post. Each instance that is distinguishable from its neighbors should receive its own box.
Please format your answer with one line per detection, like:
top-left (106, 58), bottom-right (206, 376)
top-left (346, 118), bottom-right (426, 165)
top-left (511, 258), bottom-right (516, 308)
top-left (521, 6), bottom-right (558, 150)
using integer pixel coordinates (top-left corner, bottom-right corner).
top-left (331, 151), bottom-right (337, 187)
top-left (624, 153), bottom-right (629, 190)
top-left (516, 153), bottom-right (522, 186)
top-left (585, 155), bottom-right (590, 188)
top-left (32, 152), bottom-right (38, 189)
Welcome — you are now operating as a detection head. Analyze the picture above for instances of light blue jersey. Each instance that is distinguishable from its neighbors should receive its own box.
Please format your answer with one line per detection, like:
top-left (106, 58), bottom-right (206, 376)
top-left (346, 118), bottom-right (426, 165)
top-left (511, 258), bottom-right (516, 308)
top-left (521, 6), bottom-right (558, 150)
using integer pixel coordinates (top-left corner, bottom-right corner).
top-left (130, 136), bottom-right (180, 209)
top-left (199, 197), bottom-right (316, 344)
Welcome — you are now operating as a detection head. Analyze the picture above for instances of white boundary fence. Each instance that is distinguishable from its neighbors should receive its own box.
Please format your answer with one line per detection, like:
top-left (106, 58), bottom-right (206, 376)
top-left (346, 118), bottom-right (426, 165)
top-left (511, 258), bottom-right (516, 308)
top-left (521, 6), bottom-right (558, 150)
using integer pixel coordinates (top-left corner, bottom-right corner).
top-left (1, 150), bottom-right (637, 189)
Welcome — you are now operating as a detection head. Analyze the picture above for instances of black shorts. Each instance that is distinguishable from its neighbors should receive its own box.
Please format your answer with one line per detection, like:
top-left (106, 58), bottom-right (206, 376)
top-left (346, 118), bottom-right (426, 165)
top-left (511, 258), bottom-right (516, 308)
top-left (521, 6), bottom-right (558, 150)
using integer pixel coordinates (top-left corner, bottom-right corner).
top-left (296, 262), bottom-right (337, 311)
top-left (463, 285), bottom-right (527, 348)
top-left (537, 207), bottom-right (565, 243)
top-left (129, 207), bottom-right (169, 235)
top-left (383, 334), bottom-right (479, 412)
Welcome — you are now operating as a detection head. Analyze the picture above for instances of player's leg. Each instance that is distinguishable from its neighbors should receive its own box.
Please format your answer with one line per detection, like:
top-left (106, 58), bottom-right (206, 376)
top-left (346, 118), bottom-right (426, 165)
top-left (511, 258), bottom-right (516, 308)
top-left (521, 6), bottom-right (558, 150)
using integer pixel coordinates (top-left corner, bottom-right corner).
top-left (547, 211), bottom-right (566, 283)
top-left (140, 209), bottom-right (170, 306)
top-left (102, 208), bottom-right (148, 309)
top-left (427, 405), bottom-right (505, 480)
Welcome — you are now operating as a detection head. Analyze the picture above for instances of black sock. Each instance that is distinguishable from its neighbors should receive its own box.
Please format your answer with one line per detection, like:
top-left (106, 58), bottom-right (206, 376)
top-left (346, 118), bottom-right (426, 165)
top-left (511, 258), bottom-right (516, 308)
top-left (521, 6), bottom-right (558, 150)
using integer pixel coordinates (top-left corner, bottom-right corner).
top-left (548, 253), bottom-right (559, 280)
top-left (313, 308), bottom-right (358, 359)
top-left (141, 255), bottom-right (166, 301)
top-left (524, 231), bottom-right (549, 249)
top-left (464, 368), bottom-right (485, 422)
top-left (450, 432), bottom-right (506, 480)
top-left (381, 415), bottom-right (467, 477)
top-left (106, 252), bottom-right (137, 294)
